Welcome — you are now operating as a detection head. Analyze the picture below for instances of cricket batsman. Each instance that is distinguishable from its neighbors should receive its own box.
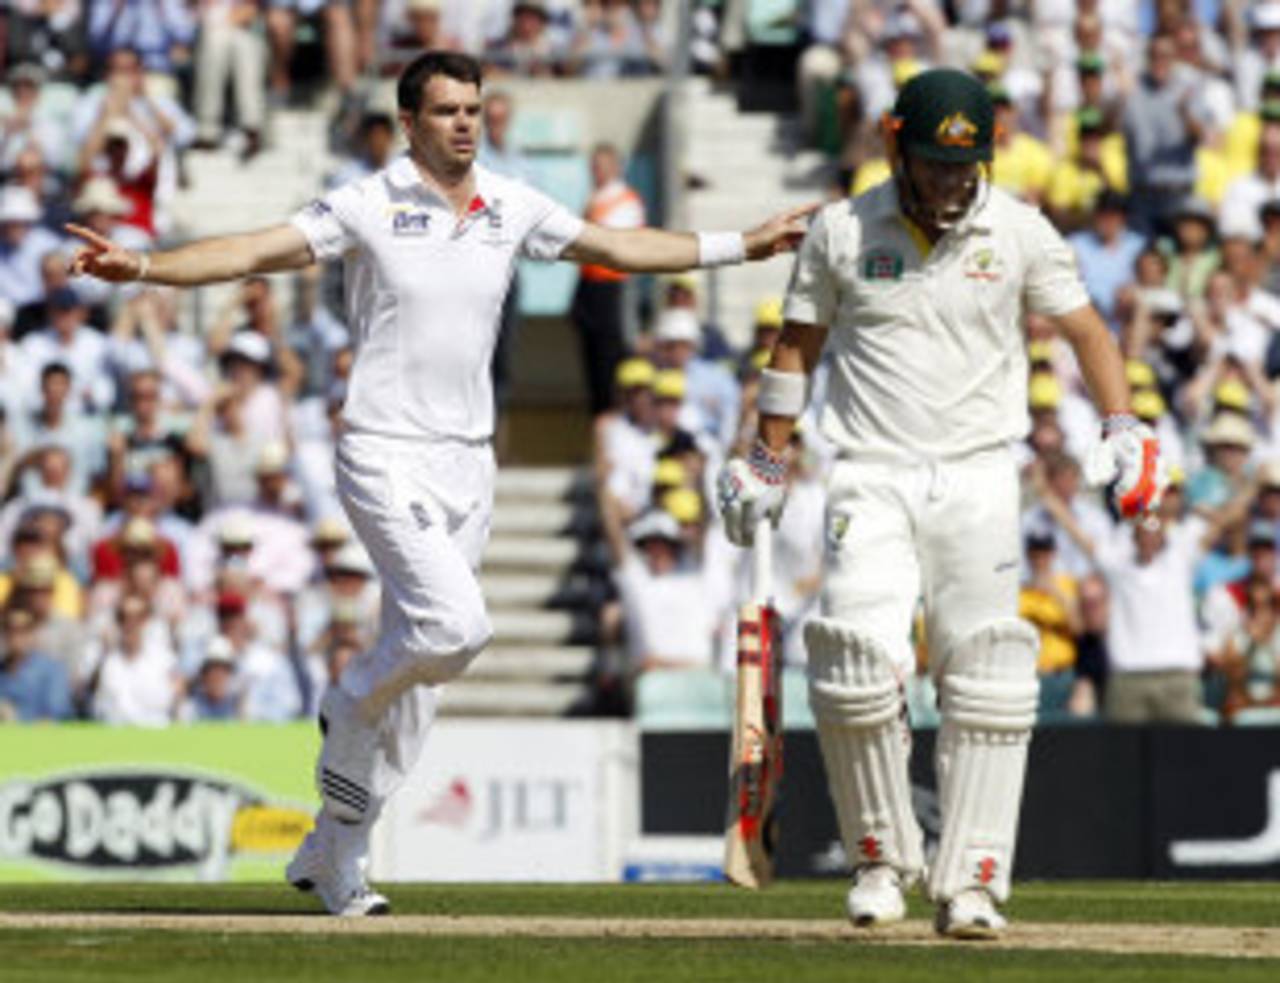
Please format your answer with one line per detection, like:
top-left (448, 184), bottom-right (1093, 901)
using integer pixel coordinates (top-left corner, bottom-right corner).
top-left (68, 51), bottom-right (811, 915)
top-left (717, 69), bottom-right (1166, 938)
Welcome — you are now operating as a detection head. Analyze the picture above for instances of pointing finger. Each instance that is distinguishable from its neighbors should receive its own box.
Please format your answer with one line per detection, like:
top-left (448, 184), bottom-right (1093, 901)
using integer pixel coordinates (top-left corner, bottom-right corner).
top-left (63, 223), bottom-right (115, 251)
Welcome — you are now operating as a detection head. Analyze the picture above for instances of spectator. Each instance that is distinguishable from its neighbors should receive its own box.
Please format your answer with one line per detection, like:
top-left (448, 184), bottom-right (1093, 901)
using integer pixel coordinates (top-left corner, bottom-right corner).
top-left (84, 592), bottom-right (181, 726)
top-left (87, 515), bottom-right (186, 634)
top-left (1070, 571), bottom-right (1111, 716)
top-left (0, 445), bottom-right (102, 575)
top-left (1123, 32), bottom-right (1209, 235)
top-left (1221, 109), bottom-right (1280, 236)
top-left (1041, 479), bottom-right (1215, 725)
top-left (486, 1), bottom-right (565, 77)
top-left (595, 356), bottom-right (657, 520)
top-left (85, 2), bottom-right (196, 80)
top-left (295, 539), bottom-right (379, 658)
top-left (600, 492), bottom-right (714, 672)
top-left (569, 0), bottom-right (662, 79)
top-left (1025, 450), bottom-right (1113, 579)
top-left (1187, 413), bottom-right (1257, 516)
top-left (20, 286), bottom-right (114, 413)
top-left (650, 307), bottom-right (739, 453)
top-left (90, 480), bottom-right (182, 582)
top-left (1017, 519), bottom-right (1080, 682)
top-left (0, 183), bottom-right (63, 313)
top-left (1164, 196), bottom-right (1220, 302)
top-left (208, 279), bottom-right (305, 407)
top-left (209, 588), bottom-right (301, 721)
top-left (71, 46), bottom-right (195, 238)
top-left (571, 142), bottom-right (645, 419)
top-left (383, 0), bottom-right (464, 79)
top-left (0, 296), bottom-right (38, 420)
top-left (326, 112), bottom-right (397, 189)
top-left (1069, 190), bottom-right (1147, 332)
top-left (192, 0), bottom-right (267, 161)
top-left (988, 84), bottom-right (1053, 205)
top-left (0, 62), bottom-right (69, 173)
top-left (1235, 2), bottom-right (1280, 113)
top-left (1046, 107), bottom-right (1128, 231)
top-left (4, 2), bottom-right (89, 82)
top-left (5, 551), bottom-right (85, 686)
top-left (0, 605), bottom-right (72, 721)
top-left (105, 287), bottom-right (209, 410)
top-left (179, 636), bottom-right (240, 720)
top-left (104, 368), bottom-right (185, 500)
top-left (0, 525), bottom-right (83, 619)
top-left (265, 1), bottom-right (362, 129)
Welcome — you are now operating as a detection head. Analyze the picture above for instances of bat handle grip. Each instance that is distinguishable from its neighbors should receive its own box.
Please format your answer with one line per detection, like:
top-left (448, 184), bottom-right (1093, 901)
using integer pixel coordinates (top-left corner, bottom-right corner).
top-left (752, 516), bottom-right (773, 603)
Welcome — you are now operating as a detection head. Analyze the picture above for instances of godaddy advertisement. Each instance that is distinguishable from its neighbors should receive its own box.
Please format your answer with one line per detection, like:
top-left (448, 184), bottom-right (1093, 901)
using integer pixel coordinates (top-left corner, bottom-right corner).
top-left (0, 724), bottom-right (319, 882)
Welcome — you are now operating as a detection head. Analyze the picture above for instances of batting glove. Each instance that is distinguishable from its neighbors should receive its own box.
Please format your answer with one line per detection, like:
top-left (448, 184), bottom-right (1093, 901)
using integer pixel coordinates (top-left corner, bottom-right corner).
top-left (716, 440), bottom-right (790, 547)
top-left (1083, 414), bottom-right (1169, 520)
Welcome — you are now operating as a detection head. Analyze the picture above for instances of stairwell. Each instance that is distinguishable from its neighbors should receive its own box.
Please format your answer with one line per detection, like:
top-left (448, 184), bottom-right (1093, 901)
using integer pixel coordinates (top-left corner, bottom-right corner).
top-left (677, 76), bottom-right (832, 347)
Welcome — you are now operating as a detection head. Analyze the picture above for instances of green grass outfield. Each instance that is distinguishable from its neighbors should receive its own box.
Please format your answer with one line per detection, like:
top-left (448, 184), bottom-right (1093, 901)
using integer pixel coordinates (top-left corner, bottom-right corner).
top-left (2, 881), bottom-right (1279, 983)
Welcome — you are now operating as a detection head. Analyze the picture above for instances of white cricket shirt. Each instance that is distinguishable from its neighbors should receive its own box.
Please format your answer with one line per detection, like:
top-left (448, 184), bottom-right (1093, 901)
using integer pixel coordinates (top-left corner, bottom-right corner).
top-left (291, 156), bottom-right (584, 441)
top-left (784, 181), bottom-right (1091, 460)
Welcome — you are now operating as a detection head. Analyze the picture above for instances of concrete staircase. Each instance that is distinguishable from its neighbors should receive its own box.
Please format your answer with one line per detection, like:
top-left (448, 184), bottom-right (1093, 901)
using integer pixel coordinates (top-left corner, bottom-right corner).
top-left (441, 466), bottom-right (604, 717)
top-left (677, 76), bottom-right (832, 348)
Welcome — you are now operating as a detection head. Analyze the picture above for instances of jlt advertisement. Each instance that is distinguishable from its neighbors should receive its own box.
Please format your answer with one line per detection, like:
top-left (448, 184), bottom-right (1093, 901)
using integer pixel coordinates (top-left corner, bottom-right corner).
top-left (370, 721), bottom-right (638, 882)
top-left (0, 723), bottom-right (319, 882)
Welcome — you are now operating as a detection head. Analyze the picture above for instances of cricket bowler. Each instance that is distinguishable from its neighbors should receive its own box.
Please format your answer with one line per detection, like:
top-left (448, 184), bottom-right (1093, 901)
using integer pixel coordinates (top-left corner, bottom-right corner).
top-left (716, 69), bottom-right (1167, 938)
top-left (68, 50), bottom-right (812, 915)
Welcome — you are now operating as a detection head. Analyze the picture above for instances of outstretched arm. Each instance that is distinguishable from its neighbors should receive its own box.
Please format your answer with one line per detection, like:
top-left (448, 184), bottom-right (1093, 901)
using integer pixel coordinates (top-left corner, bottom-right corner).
top-left (65, 222), bottom-right (315, 287)
top-left (559, 203), bottom-right (816, 274)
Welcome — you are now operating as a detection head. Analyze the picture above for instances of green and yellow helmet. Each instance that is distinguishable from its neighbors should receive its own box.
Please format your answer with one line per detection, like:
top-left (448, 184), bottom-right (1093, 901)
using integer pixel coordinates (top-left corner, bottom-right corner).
top-left (885, 68), bottom-right (995, 164)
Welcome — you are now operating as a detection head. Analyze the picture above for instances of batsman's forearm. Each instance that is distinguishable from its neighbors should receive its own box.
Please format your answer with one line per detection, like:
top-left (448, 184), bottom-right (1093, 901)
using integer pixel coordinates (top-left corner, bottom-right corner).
top-left (1057, 306), bottom-right (1130, 417)
top-left (758, 330), bottom-right (810, 453)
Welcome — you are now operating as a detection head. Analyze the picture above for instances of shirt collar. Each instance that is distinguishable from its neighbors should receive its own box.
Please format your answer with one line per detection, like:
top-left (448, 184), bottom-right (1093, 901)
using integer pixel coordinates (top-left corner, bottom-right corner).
top-left (385, 155), bottom-right (496, 215)
top-left (864, 177), bottom-right (994, 236)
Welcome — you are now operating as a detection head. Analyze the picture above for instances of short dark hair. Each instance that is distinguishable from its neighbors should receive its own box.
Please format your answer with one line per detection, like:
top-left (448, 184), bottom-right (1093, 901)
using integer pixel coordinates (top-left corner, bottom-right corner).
top-left (40, 361), bottom-right (71, 384)
top-left (360, 112), bottom-right (395, 136)
top-left (397, 51), bottom-right (483, 114)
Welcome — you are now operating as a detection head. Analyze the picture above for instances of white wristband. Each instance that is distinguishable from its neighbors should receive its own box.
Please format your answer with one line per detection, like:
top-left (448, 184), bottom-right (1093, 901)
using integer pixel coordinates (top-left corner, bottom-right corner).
top-left (696, 231), bottom-right (746, 268)
top-left (135, 252), bottom-right (151, 283)
top-left (758, 368), bottom-right (807, 416)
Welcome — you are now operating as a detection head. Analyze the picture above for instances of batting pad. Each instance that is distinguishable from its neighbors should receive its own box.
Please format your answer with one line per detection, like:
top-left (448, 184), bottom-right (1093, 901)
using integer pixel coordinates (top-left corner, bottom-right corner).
top-left (928, 618), bottom-right (1039, 904)
top-left (805, 618), bottom-right (925, 882)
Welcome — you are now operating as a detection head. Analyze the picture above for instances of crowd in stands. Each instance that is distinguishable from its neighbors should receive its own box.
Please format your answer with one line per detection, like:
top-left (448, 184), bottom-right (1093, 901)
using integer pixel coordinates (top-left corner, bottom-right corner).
top-left (593, 1), bottom-right (1280, 728)
top-left (7, 2), bottom-right (1280, 730)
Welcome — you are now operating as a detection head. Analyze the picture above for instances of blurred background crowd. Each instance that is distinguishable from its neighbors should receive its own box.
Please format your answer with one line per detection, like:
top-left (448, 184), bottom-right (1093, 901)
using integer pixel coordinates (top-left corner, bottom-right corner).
top-left (3, 0), bottom-right (1280, 731)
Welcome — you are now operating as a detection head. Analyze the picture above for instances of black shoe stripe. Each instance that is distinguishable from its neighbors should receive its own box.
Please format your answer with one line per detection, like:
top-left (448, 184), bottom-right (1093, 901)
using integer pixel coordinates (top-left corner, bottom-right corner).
top-left (322, 768), bottom-right (370, 803)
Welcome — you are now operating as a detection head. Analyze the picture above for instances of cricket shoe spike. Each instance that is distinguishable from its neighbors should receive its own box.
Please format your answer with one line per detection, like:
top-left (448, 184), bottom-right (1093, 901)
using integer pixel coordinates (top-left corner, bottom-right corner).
top-left (845, 864), bottom-right (906, 927)
top-left (934, 888), bottom-right (1007, 940)
top-left (286, 821), bottom-right (390, 917)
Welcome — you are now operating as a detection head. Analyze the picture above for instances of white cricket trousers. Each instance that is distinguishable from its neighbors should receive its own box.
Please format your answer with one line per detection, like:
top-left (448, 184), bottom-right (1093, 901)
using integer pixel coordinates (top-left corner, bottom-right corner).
top-left (822, 445), bottom-right (1022, 673)
top-left (331, 430), bottom-right (495, 806)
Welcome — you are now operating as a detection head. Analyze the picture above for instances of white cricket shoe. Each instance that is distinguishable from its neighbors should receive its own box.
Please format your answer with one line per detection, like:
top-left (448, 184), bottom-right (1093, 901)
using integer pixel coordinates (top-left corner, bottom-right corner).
top-left (845, 864), bottom-right (906, 927)
top-left (934, 888), bottom-right (1007, 940)
top-left (286, 821), bottom-right (390, 917)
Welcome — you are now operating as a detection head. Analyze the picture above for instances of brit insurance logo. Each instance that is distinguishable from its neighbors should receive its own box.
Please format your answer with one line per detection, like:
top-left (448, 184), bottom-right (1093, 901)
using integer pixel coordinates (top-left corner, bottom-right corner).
top-left (0, 769), bottom-right (312, 878)
top-left (389, 204), bottom-right (432, 236)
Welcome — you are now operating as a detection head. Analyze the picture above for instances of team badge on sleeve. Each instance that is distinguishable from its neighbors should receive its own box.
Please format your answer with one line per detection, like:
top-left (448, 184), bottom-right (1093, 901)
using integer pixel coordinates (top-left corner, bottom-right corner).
top-left (860, 248), bottom-right (904, 281)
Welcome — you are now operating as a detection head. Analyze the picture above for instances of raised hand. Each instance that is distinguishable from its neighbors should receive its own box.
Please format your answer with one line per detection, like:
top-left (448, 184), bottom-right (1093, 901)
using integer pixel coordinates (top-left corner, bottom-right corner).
top-left (744, 202), bottom-right (820, 260)
top-left (65, 223), bottom-right (145, 283)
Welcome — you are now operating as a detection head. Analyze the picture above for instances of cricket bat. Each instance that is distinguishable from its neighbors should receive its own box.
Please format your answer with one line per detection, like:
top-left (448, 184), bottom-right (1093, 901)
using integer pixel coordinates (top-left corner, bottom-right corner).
top-left (723, 518), bottom-right (783, 889)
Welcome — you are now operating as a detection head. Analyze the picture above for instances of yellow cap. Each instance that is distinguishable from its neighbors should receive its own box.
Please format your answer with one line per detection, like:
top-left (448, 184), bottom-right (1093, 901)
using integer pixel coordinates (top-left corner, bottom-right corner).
top-left (750, 347), bottom-right (772, 372)
top-left (1168, 465), bottom-right (1186, 486)
top-left (1214, 378), bottom-right (1251, 411)
top-left (1028, 372), bottom-right (1062, 409)
top-left (972, 51), bottom-right (1006, 77)
top-left (653, 369), bottom-right (686, 400)
top-left (663, 273), bottom-right (698, 293)
top-left (1027, 340), bottom-right (1054, 365)
top-left (16, 553), bottom-right (58, 589)
top-left (892, 57), bottom-right (923, 88)
top-left (662, 487), bottom-right (703, 525)
top-left (615, 357), bottom-right (655, 389)
top-left (1125, 360), bottom-right (1156, 389)
top-left (753, 297), bottom-right (784, 329)
top-left (652, 457), bottom-right (686, 488)
top-left (1132, 389), bottom-right (1166, 420)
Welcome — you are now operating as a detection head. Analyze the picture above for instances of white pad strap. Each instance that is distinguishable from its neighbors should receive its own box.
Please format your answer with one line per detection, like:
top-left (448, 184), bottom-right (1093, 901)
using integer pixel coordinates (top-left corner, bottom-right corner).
top-left (929, 618), bottom-right (1039, 904)
top-left (805, 617), bottom-right (925, 881)
top-left (757, 368), bottom-right (807, 417)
